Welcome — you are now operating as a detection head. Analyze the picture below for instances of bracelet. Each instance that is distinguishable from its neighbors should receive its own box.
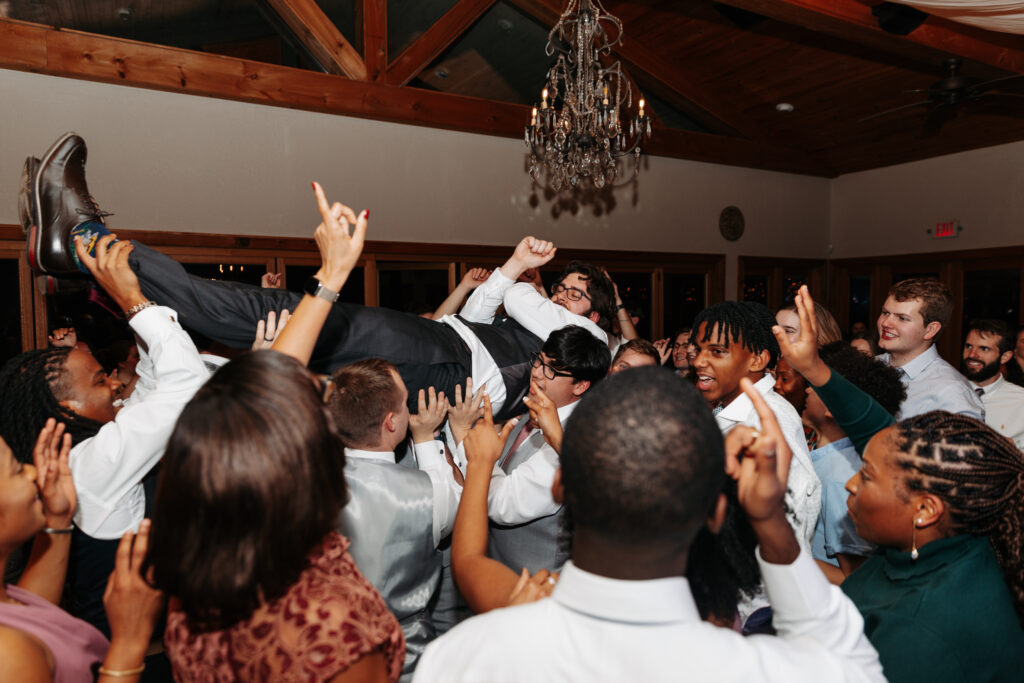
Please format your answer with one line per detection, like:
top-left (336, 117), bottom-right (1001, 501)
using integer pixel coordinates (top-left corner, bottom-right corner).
top-left (616, 303), bottom-right (625, 310)
top-left (44, 526), bottom-right (73, 534)
top-left (98, 664), bottom-right (146, 677)
top-left (125, 300), bottom-right (158, 320)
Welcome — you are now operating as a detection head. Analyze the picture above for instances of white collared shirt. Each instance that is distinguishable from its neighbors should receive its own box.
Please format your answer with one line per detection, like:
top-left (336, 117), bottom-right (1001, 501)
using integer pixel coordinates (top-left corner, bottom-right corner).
top-left (345, 444), bottom-right (461, 547)
top-left (877, 345), bottom-right (984, 420)
top-left (970, 374), bottom-right (1024, 450)
top-left (70, 305), bottom-right (208, 539)
top-left (414, 550), bottom-right (884, 682)
top-left (486, 401), bottom-right (578, 525)
top-left (715, 375), bottom-right (821, 547)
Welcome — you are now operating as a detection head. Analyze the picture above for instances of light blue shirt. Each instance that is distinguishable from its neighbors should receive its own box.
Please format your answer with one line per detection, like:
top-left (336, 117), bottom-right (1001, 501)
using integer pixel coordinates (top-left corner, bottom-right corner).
top-left (877, 345), bottom-right (984, 421)
top-left (809, 437), bottom-right (874, 565)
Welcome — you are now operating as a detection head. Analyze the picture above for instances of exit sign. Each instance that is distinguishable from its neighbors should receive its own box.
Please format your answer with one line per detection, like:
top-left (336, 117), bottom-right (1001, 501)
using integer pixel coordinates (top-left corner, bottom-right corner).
top-left (930, 221), bottom-right (962, 239)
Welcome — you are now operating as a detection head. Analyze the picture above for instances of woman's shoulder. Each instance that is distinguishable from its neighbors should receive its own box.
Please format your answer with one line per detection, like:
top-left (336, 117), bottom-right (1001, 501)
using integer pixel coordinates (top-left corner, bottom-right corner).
top-left (0, 624), bottom-right (52, 683)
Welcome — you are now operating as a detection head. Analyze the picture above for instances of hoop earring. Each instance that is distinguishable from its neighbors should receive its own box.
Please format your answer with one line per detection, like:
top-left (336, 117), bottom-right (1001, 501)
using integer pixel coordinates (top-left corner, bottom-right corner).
top-left (911, 518), bottom-right (922, 561)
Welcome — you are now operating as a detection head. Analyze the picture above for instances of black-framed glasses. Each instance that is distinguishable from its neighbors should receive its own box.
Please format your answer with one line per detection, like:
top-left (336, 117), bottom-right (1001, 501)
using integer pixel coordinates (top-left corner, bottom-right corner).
top-left (551, 282), bottom-right (591, 302)
top-left (530, 352), bottom-right (574, 380)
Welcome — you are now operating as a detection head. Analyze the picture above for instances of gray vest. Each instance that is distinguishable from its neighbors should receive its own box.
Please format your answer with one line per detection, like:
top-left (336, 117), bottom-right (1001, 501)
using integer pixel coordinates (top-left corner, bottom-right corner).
top-left (487, 420), bottom-right (568, 575)
top-left (338, 458), bottom-right (441, 678)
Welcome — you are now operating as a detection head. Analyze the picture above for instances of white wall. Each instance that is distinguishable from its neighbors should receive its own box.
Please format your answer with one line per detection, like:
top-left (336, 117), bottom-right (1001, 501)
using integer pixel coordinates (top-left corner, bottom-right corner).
top-left (0, 69), bottom-right (833, 298)
top-left (830, 141), bottom-right (1024, 259)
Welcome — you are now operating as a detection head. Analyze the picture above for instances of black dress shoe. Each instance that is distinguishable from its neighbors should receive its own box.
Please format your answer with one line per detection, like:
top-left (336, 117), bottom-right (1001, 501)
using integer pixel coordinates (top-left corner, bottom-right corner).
top-left (26, 132), bottom-right (110, 275)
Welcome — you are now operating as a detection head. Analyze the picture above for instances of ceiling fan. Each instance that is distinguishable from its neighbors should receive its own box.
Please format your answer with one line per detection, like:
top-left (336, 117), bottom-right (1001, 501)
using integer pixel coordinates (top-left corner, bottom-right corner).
top-left (861, 57), bottom-right (1024, 135)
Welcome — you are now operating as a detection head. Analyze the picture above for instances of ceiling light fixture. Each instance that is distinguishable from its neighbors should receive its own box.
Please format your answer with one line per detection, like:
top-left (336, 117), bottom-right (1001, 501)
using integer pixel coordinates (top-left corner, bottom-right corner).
top-left (525, 0), bottom-right (651, 191)
top-left (776, 102), bottom-right (794, 112)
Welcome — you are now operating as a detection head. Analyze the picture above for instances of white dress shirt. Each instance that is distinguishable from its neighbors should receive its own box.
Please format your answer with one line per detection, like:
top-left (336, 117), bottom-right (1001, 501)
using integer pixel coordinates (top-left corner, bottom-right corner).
top-left (715, 375), bottom-right (821, 547)
top-left (345, 444), bottom-right (462, 546)
top-left (414, 549), bottom-right (884, 682)
top-left (487, 401), bottom-right (578, 525)
top-left (462, 269), bottom-right (608, 345)
top-left (970, 374), bottom-right (1024, 450)
top-left (877, 345), bottom-right (984, 420)
top-left (70, 305), bottom-right (208, 539)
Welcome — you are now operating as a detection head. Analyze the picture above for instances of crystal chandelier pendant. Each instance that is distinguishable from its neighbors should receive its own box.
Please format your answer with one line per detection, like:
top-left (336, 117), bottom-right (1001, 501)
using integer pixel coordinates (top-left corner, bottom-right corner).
top-left (524, 0), bottom-right (651, 193)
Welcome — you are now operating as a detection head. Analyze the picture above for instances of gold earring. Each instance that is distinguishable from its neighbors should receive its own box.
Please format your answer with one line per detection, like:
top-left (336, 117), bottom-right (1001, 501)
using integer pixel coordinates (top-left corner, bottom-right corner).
top-left (911, 518), bottom-right (922, 560)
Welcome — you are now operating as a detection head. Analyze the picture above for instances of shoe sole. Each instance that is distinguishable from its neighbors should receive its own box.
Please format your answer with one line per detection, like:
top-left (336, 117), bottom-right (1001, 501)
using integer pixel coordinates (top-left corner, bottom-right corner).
top-left (31, 131), bottom-right (79, 275)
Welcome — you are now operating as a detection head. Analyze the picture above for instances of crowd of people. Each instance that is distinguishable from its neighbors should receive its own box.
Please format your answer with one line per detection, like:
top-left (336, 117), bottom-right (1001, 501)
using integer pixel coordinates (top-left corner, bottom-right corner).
top-left (1, 132), bottom-right (1023, 682)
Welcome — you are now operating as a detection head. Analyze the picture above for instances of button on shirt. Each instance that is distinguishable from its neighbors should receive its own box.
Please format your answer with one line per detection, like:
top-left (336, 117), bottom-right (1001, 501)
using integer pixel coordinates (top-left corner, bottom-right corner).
top-left (877, 345), bottom-right (984, 421)
top-left (414, 550), bottom-right (885, 682)
top-left (969, 375), bottom-right (1024, 450)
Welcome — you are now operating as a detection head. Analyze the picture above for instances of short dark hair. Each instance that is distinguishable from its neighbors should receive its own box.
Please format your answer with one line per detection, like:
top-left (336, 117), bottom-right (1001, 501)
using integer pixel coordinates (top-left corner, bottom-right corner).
top-left (965, 319), bottom-right (1014, 356)
top-left (557, 261), bottom-right (616, 333)
top-left (819, 341), bottom-right (906, 416)
top-left (145, 351), bottom-right (348, 632)
top-left (888, 278), bottom-right (953, 328)
top-left (561, 367), bottom-right (724, 544)
top-left (327, 359), bottom-right (404, 448)
top-left (611, 338), bottom-right (660, 367)
top-left (542, 325), bottom-right (611, 385)
top-left (692, 301), bottom-right (780, 370)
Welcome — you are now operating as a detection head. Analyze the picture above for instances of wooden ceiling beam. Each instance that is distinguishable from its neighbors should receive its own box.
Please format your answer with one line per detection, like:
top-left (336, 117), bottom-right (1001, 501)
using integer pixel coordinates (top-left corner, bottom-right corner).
top-left (361, 0), bottom-right (388, 82)
top-left (265, 0), bottom-right (367, 80)
top-left (0, 17), bottom-right (833, 176)
top-left (386, 0), bottom-right (496, 87)
top-left (717, 0), bottom-right (1024, 75)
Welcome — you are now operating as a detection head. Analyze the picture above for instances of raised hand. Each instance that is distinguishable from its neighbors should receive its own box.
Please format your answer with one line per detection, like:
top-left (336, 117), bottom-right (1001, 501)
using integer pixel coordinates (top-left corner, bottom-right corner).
top-left (311, 181), bottom-right (367, 292)
top-left (74, 234), bottom-right (147, 313)
top-left (448, 378), bottom-right (486, 445)
top-left (653, 338), bottom-right (671, 365)
top-left (463, 395), bottom-right (516, 467)
top-left (252, 309), bottom-right (291, 350)
top-left (48, 327), bottom-right (78, 349)
top-left (32, 418), bottom-right (75, 529)
top-left (409, 387), bottom-right (450, 444)
top-left (261, 272), bottom-right (283, 289)
top-left (461, 267), bottom-right (491, 290)
top-left (102, 520), bottom-right (165, 669)
top-left (506, 567), bottom-right (558, 606)
top-left (771, 285), bottom-right (830, 386)
top-left (501, 236), bottom-right (557, 281)
top-left (522, 380), bottom-right (562, 454)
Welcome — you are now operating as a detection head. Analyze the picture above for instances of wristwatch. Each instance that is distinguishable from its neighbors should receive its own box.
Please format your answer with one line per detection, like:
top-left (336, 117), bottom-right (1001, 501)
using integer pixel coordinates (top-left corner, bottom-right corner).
top-left (303, 277), bottom-right (340, 303)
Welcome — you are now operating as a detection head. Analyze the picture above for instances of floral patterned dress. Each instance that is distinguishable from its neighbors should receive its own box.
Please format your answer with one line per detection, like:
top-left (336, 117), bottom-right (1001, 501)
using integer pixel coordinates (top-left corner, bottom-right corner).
top-left (164, 532), bottom-right (405, 682)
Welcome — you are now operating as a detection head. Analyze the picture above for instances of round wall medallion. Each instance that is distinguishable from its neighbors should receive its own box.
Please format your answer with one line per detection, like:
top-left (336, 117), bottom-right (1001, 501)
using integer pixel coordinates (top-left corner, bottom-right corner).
top-left (719, 205), bottom-right (745, 241)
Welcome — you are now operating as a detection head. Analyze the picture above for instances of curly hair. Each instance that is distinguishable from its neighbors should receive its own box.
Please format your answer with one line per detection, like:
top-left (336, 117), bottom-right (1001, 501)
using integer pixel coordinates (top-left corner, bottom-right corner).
top-left (0, 347), bottom-right (104, 463)
top-left (893, 411), bottom-right (1024, 626)
top-left (556, 261), bottom-right (616, 334)
top-left (820, 341), bottom-right (906, 416)
top-left (888, 278), bottom-right (953, 329)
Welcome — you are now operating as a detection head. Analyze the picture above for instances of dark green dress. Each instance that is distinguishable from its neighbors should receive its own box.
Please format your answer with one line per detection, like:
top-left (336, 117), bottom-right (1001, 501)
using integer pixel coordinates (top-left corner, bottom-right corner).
top-left (842, 534), bottom-right (1024, 683)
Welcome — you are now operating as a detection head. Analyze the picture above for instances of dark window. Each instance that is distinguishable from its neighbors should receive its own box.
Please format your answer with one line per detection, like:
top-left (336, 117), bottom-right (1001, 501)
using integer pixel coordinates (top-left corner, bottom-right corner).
top-left (849, 275), bottom-right (871, 334)
top-left (182, 262), bottom-right (266, 287)
top-left (0, 259), bottom-right (24, 367)
top-left (743, 275), bottom-right (768, 305)
top-left (962, 269), bottom-right (1021, 330)
top-left (378, 266), bottom-right (449, 314)
top-left (285, 265), bottom-right (365, 305)
top-left (664, 272), bottom-right (706, 339)
top-left (607, 271), bottom-right (652, 341)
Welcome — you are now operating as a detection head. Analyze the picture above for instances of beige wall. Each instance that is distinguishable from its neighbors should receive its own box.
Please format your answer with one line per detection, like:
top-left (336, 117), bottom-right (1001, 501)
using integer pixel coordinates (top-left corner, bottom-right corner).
top-left (830, 141), bottom-right (1024, 259)
top-left (0, 69), bottom-right (833, 299)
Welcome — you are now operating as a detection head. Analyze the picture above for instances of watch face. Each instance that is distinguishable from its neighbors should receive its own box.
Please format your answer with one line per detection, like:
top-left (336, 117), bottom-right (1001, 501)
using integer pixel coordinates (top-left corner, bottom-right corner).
top-left (304, 276), bottom-right (321, 296)
top-left (719, 205), bottom-right (745, 241)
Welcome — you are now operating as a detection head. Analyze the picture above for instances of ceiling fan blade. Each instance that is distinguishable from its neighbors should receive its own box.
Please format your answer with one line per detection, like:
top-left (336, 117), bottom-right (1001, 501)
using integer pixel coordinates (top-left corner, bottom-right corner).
top-left (973, 73), bottom-right (1024, 92)
top-left (980, 91), bottom-right (1024, 100)
top-left (859, 100), bottom-right (933, 123)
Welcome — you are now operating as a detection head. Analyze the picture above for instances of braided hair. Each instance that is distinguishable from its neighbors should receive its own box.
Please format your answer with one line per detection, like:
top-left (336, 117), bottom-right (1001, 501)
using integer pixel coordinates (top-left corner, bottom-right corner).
top-left (893, 411), bottom-right (1024, 625)
top-left (0, 348), bottom-right (104, 463)
top-left (692, 301), bottom-right (781, 370)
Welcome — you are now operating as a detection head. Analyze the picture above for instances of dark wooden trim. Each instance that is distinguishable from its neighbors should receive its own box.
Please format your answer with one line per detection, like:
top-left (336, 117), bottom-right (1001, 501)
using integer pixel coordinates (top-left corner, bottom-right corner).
top-left (265, 0), bottom-right (367, 79)
top-left (362, 0), bottom-right (388, 82)
top-left (716, 0), bottom-right (1024, 77)
top-left (386, 0), bottom-right (496, 87)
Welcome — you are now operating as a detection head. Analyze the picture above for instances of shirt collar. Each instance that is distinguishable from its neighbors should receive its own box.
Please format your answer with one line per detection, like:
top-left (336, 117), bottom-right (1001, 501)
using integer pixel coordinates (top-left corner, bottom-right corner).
top-left (552, 561), bottom-right (700, 625)
top-left (809, 436), bottom-right (853, 462)
top-left (344, 447), bottom-right (396, 464)
top-left (969, 374), bottom-right (1003, 394)
top-left (717, 374), bottom-right (774, 424)
top-left (556, 400), bottom-right (579, 423)
top-left (890, 344), bottom-right (939, 380)
top-left (880, 534), bottom-right (980, 582)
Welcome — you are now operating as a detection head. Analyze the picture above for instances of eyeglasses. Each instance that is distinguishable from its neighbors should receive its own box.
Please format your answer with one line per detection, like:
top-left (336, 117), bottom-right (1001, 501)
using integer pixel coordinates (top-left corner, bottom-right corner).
top-left (530, 352), bottom-right (575, 380)
top-left (551, 282), bottom-right (591, 302)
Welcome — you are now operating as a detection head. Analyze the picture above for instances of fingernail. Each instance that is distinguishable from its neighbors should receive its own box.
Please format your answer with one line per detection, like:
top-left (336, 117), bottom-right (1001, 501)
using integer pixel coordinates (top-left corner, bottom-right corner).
top-left (311, 182), bottom-right (316, 191)
top-left (364, 210), bottom-right (370, 219)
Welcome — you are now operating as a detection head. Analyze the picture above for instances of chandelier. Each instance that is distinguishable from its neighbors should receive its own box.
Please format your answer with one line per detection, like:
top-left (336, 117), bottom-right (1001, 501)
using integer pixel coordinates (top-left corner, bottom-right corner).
top-left (525, 0), bottom-right (651, 191)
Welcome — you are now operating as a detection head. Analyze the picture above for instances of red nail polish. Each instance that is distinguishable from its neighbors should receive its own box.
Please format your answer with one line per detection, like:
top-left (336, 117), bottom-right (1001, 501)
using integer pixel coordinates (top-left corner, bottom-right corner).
top-left (364, 210), bottom-right (370, 219)
top-left (311, 182), bottom-right (316, 190)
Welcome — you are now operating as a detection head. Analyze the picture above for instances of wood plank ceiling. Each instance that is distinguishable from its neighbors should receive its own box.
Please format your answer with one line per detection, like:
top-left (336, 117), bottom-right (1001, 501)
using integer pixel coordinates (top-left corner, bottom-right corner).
top-left (3, 0), bottom-right (1024, 177)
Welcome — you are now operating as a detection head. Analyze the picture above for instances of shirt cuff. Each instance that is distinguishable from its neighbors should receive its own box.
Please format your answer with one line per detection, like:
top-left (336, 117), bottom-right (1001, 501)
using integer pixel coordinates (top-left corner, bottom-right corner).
top-left (127, 304), bottom-right (178, 340)
top-left (756, 546), bottom-right (832, 622)
top-left (413, 440), bottom-right (447, 470)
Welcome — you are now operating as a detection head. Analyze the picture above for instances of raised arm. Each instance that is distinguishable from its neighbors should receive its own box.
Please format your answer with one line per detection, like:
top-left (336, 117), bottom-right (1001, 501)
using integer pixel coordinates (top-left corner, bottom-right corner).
top-left (451, 396), bottom-right (538, 613)
top-left (604, 270), bottom-right (637, 342)
top-left (433, 268), bottom-right (491, 320)
top-left (271, 183), bottom-right (367, 366)
top-left (409, 387), bottom-right (461, 546)
top-left (459, 237), bottom-right (555, 324)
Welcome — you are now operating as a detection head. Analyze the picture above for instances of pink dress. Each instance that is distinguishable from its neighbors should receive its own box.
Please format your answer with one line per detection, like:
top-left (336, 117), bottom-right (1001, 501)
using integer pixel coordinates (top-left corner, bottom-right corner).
top-left (0, 585), bottom-right (109, 683)
top-left (164, 532), bottom-right (405, 682)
